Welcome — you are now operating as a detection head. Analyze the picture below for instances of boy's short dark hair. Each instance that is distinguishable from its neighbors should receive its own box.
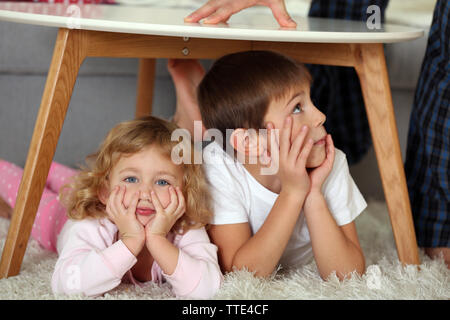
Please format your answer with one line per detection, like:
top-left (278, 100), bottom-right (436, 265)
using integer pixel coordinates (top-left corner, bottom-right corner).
top-left (197, 50), bottom-right (312, 140)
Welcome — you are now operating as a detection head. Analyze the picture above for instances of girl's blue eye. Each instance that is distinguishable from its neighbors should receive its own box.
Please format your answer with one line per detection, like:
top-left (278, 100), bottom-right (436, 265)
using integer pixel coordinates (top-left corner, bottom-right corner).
top-left (293, 104), bottom-right (302, 114)
top-left (124, 177), bottom-right (138, 183)
top-left (156, 179), bottom-right (169, 186)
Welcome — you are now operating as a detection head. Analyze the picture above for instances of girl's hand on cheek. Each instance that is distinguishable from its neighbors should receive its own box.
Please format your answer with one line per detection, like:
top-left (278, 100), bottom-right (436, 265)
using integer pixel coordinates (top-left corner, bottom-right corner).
top-left (145, 186), bottom-right (186, 240)
top-left (105, 185), bottom-right (145, 256)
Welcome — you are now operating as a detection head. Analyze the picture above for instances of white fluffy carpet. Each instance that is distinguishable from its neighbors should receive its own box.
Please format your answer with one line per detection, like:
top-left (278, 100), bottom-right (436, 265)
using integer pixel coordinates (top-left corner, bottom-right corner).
top-left (0, 200), bottom-right (448, 300)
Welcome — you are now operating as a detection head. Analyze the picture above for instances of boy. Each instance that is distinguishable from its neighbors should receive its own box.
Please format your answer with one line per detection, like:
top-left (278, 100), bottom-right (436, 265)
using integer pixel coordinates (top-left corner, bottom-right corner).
top-left (169, 51), bottom-right (366, 280)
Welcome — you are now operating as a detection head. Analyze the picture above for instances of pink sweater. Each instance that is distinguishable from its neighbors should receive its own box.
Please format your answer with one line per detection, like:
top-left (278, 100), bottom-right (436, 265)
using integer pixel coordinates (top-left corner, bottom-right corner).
top-left (51, 217), bottom-right (223, 299)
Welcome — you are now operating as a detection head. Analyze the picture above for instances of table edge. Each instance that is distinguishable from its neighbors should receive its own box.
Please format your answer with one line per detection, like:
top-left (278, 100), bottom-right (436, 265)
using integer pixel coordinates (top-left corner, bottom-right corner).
top-left (0, 8), bottom-right (425, 43)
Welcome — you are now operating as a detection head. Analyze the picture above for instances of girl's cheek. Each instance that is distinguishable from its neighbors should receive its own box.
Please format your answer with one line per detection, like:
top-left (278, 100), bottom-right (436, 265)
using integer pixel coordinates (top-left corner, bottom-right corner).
top-left (158, 190), bottom-right (171, 208)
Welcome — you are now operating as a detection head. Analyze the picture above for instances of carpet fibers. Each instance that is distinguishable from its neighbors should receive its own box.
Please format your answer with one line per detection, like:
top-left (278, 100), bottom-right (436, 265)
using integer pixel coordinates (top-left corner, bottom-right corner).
top-left (0, 200), bottom-right (448, 300)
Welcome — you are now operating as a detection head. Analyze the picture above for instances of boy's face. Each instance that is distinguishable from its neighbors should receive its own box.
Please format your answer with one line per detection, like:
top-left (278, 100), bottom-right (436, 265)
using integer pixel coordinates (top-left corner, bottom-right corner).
top-left (263, 83), bottom-right (327, 168)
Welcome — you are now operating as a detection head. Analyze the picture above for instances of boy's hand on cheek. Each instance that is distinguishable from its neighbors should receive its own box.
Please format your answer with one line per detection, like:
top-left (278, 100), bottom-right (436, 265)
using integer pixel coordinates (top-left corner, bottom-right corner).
top-left (308, 134), bottom-right (335, 193)
top-left (269, 117), bottom-right (314, 198)
top-left (105, 185), bottom-right (145, 256)
top-left (145, 186), bottom-right (186, 243)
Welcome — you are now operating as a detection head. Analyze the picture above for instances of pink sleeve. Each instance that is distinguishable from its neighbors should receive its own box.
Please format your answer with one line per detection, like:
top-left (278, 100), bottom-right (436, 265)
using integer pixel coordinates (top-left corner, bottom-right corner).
top-left (162, 227), bottom-right (223, 299)
top-left (51, 219), bottom-right (137, 297)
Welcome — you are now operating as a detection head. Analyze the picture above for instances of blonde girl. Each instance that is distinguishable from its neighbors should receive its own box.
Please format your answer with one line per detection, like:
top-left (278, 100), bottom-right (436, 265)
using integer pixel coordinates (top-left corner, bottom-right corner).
top-left (0, 116), bottom-right (222, 299)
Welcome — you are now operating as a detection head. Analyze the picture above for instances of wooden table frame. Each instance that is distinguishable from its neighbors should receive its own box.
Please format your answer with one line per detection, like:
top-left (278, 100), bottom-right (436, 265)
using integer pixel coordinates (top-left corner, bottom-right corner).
top-left (0, 28), bottom-right (421, 278)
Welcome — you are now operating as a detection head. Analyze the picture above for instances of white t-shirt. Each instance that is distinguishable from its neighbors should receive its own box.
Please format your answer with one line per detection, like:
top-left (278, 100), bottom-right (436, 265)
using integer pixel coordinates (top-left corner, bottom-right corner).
top-left (202, 141), bottom-right (367, 268)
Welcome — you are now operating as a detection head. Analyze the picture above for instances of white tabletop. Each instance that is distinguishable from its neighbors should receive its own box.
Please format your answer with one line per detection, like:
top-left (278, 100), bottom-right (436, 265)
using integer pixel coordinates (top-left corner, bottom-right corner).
top-left (0, 2), bottom-right (424, 43)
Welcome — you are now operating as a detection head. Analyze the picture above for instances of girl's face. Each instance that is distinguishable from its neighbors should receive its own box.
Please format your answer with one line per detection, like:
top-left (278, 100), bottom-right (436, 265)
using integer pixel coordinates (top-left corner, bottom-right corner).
top-left (264, 83), bottom-right (328, 168)
top-left (105, 144), bottom-right (184, 226)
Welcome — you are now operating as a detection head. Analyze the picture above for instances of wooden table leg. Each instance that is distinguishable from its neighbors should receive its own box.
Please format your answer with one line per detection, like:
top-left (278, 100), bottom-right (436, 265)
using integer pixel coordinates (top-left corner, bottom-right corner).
top-left (135, 58), bottom-right (156, 118)
top-left (0, 28), bottom-right (86, 278)
top-left (354, 43), bottom-right (420, 265)
top-left (0, 29), bottom-right (420, 278)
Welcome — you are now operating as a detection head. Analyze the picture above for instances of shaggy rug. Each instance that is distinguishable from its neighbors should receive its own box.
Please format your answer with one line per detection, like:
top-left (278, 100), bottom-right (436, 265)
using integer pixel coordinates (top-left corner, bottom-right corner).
top-left (0, 199), bottom-right (448, 300)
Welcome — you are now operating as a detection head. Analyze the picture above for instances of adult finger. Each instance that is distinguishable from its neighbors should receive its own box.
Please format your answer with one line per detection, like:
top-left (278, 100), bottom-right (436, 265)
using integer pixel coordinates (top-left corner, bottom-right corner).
top-left (184, 0), bottom-right (220, 23)
top-left (203, 7), bottom-right (234, 24)
top-left (267, 0), bottom-right (297, 27)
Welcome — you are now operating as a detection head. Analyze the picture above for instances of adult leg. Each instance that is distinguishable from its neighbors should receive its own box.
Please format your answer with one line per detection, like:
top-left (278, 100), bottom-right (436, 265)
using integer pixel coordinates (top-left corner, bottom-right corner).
top-left (404, 0), bottom-right (450, 268)
top-left (0, 159), bottom-right (68, 252)
top-left (168, 59), bottom-right (206, 140)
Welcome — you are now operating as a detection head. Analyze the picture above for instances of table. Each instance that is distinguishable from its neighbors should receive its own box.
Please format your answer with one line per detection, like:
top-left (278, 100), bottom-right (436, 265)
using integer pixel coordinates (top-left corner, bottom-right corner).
top-left (0, 2), bottom-right (424, 278)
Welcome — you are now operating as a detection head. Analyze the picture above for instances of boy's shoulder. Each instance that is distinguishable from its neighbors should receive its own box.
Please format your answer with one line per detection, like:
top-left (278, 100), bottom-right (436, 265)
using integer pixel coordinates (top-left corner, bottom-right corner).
top-left (202, 141), bottom-right (245, 178)
top-left (200, 142), bottom-right (252, 209)
top-left (333, 148), bottom-right (347, 168)
top-left (323, 147), bottom-right (367, 225)
top-left (321, 147), bottom-right (351, 191)
top-left (323, 147), bottom-right (363, 197)
top-left (202, 141), bottom-right (234, 164)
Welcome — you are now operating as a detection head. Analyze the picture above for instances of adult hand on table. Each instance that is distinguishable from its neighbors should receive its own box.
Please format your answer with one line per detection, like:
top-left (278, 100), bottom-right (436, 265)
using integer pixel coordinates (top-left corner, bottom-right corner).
top-left (184, 0), bottom-right (297, 28)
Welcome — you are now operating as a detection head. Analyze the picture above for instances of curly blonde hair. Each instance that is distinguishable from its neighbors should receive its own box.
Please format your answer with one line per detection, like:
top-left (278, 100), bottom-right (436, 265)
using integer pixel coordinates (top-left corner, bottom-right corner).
top-left (60, 116), bottom-right (212, 234)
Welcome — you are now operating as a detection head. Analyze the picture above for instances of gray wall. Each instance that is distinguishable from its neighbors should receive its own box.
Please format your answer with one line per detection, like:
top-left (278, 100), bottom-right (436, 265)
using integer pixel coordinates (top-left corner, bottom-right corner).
top-left (0, 21), bottom-right (178, 168)
top-left (0, 20), bottom-right (428, 201)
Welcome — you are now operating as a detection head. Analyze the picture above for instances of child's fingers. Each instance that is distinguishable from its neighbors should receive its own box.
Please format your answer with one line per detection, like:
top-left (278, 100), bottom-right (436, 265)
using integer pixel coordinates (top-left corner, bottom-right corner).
top-left (327, 134), bottom-right (335, 154)
top-left (326, 134), bottom-right (335, 165)
top-left (113, 185), bottom-right (126, 213)
top-left (297, 137), bottom-right (314, 167)
top-left (270, 122), bottom-right (281, 148)
top-left (150, 191), bottom-right (164, 213)
top-left (288, 125), bottom-right (309, 164)
top-left (107, 185), bottom-right (120, 215)
top-left (265, 122), bottom-right (273, 152)
top-left (165, 186), bottom-right (179, 213)
top-left (127, 191), bottom-right (140, 215)
top-left (266, 122), bottom-right (279, 159)
top-left (279, 116), bottom-right (292, 159)
top-left (105, 193), bottom-right (115, 219)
